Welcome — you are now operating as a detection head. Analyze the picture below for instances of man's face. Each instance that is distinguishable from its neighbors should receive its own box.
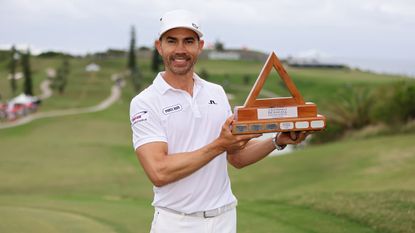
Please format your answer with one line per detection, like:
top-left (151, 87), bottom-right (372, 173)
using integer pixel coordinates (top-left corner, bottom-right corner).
top-left (156, 28), bottom-right (204, 76)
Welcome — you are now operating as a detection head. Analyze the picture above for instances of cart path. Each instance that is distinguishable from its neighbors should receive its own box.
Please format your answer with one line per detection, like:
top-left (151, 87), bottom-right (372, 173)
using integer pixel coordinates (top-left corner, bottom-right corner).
top-left (39, 79), bottom-right (53, 100)
top-left (0, 80), bottom-right (122, 130)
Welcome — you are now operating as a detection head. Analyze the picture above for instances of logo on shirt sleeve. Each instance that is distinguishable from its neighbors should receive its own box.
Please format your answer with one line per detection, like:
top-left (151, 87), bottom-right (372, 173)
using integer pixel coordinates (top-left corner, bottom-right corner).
top-left (131, 110), bottom-right (149, 125)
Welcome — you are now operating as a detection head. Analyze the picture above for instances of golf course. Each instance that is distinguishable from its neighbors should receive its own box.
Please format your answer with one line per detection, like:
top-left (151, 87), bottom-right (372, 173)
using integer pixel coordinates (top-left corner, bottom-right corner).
top-left (0, 54), bottom-right (414, 233)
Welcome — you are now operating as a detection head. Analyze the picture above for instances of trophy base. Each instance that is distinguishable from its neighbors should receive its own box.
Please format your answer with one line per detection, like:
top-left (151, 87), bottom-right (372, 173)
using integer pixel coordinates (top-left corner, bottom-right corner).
top-left (232, 115), bottom-right (326, 134)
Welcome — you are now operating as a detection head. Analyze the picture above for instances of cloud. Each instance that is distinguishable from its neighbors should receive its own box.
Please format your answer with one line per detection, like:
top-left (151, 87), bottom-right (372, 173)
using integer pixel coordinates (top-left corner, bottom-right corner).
top-left (0, 0), bottom-right (414, 60)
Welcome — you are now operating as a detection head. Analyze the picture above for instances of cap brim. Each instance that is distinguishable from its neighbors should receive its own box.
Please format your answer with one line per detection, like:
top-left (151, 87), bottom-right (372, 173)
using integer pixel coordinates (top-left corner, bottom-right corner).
top-left (159, 26), bottom-right (203, 39)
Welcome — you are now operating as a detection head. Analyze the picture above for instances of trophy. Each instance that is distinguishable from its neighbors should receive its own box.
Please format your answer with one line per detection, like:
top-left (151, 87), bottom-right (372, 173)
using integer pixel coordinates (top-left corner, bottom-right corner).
top-left (232, 52), bottom-right (326, 134)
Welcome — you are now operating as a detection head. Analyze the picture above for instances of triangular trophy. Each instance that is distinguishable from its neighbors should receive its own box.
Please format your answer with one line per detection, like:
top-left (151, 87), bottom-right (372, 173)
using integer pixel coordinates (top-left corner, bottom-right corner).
top-left (232, 52), bottom-right (326, 134)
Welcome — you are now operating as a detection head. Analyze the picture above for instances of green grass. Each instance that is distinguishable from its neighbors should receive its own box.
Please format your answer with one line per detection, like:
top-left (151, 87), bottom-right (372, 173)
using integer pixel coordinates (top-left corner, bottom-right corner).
top-left (39, 58), bottom-right (119, 111)
top-left (1, 56), bottom-right (137, 110)
top-left (228, 133), bottom-right (415, 233)
top-left (237, 200), bottom-right (377, 233)
top-left (1, 106), bottom-right (414, 232)
top-left (287, 190), bottom-right (415, 233)
top-left (1, 56), bottom-right (415, 233)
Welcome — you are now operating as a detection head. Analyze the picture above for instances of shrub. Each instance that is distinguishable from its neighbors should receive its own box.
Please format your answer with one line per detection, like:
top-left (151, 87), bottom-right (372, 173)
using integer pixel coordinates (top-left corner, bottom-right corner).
top-left (309, 120), bottom-right (343, 144)
top-left (371, 81), bottom-right (415, 124)
top-left (327, 85), bottom-right (374, 130)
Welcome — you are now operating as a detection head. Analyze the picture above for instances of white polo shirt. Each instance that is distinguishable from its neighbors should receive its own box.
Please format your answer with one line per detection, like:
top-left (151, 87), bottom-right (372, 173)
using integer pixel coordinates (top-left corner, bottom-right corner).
top-left (130, 72), bottom-right (237, 213)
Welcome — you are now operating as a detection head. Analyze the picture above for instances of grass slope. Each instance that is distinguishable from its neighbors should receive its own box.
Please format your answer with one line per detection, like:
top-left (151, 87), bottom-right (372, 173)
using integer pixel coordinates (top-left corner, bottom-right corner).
top-left (231, 133), bottom-right (415, 232)
top-left (0, 106), bottom-right (414, 232)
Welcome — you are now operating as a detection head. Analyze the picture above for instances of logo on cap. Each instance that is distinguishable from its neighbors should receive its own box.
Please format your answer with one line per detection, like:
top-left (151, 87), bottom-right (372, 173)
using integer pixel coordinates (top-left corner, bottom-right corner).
top-left (192, 23), bottom-right (199, 29)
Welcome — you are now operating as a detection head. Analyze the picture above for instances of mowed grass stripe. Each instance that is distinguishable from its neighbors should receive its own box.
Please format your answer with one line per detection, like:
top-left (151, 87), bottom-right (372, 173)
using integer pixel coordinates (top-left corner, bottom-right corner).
top-left (287, 190), bottom-right (415, 233)
top-left (0, 205), bottom-right (117, 233)
top-left (238, 200), bottom-right (377, 233)
top-left (0, 195), bottom-right (154, 233)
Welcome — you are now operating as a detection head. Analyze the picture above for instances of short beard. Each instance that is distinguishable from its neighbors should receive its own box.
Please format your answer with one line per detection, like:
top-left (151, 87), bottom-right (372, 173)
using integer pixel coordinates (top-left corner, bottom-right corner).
top-left (165, 54), bottom-right (197, 75)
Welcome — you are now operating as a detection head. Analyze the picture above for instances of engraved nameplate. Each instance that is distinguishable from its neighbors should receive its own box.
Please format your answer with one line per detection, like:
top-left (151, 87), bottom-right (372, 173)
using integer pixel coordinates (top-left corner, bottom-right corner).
top-left (257, 107), bottom-right (298, 120)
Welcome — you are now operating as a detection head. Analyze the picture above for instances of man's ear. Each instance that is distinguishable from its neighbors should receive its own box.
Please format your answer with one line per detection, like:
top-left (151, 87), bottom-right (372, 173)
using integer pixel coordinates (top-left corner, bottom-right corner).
top-left (198, 39), bottom-right (205, 54)
top-left (155, 39), bottom-right (162, 55)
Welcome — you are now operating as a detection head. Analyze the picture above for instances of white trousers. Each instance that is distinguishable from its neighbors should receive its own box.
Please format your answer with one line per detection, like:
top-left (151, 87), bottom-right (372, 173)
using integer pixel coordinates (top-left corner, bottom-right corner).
top-left (150, 207), bottom-right (237, 233)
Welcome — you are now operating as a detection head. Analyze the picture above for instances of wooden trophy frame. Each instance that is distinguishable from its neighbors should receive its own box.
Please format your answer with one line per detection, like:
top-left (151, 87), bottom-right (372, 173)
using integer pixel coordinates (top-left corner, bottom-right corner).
top-left (232, 52), bottom-right (326, 134)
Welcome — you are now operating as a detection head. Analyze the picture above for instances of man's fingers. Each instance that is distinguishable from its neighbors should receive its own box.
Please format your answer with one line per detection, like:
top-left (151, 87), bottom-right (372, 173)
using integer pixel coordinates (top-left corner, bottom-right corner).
top-left (285, 131), bottom-right (309, 144)
top-left (221, 115), bottom-right (235, 133)
top-left (227, 115), bottom-right (234, 124)
top-left (293, 131), bottom-right (310, 143)
top-left (300, 131), bottom-right (309, 141)
top-left (289, 131), bottom-right (298, 141)
top-left (223, 115), bottom-right (234, 128)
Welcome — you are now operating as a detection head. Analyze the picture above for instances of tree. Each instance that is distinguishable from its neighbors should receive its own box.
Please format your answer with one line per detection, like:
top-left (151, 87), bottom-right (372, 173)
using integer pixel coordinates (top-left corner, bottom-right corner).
top-left (151, 45), bottom-right (162, 72)
top-left (127, 26), bottom-right (137, 73)
top-left (62, 58), bottom-right (70, 77)
top-left (214, 40), bottom-right (225, 51)
top-left (22, 49), bottom-right (33, 96)
top-left (243, 75), bottom-right (251, 85)
top-left (127, 25), bottom-right (141, 91)
top-left (9, 45), bottom-right (18, 97)
top-left (55, 58), bottom-right (70, 94)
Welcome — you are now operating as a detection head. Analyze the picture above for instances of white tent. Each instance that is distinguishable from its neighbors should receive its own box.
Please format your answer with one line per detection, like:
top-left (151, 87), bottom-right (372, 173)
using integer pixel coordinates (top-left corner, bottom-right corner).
top-left (85, 63), bottom-right (100, 72)
top-left (9, 93), bottom-right (39, 105)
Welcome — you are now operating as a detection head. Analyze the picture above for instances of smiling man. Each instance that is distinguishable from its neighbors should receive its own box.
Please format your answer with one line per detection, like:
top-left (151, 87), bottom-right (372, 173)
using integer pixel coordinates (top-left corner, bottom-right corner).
top-left (129, 9), bottom-right (308, 233)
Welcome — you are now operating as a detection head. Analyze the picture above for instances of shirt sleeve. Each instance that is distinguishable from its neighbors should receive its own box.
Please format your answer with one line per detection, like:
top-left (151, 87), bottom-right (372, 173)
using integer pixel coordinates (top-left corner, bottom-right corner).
top-left (130, 96), bottom-right (167, 150)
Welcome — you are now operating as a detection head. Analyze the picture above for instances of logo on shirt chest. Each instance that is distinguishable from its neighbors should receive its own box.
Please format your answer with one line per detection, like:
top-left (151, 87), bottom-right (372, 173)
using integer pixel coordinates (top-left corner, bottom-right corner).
top-left (208, 99), bottom-right (217, 105)
top-left (163, 104), bottom-right (183, 115)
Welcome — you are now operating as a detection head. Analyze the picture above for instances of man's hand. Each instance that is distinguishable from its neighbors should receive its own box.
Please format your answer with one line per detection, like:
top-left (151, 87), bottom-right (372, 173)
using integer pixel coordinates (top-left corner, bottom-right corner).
top-left (217, 116), bottom-right (261, 153)
top-left (276, 131), bottom-right (310, 146)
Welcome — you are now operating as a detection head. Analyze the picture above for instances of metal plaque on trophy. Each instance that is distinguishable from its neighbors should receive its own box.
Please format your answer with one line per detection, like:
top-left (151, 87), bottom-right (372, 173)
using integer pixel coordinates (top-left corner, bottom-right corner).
top-left (232, 52), bottom-right (326, 134)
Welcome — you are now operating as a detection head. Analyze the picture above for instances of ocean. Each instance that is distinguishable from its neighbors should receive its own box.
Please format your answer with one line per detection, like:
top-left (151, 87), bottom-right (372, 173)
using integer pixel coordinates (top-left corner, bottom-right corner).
top-left (326, 57), bottom-right (415, 78)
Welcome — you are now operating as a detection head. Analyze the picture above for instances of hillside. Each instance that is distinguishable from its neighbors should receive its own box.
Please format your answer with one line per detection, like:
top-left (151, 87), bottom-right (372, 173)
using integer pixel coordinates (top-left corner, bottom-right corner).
top-left (0, 55), bottom-right (414, 233)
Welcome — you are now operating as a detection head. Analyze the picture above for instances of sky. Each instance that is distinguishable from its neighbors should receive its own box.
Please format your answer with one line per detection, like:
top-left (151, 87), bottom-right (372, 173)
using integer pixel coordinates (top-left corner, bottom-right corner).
top-left (1, 0), bottom-right (414, 72)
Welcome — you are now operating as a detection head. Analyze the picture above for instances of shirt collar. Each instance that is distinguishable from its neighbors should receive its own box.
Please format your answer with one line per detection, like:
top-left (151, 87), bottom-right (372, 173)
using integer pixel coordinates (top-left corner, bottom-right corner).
top-left (153, 72), bottom-right (205, 95)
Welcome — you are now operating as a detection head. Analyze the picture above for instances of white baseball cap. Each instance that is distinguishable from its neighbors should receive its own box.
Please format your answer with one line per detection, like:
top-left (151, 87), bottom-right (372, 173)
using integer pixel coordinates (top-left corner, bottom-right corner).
top-left (159, 9), bottom-right (203, 38)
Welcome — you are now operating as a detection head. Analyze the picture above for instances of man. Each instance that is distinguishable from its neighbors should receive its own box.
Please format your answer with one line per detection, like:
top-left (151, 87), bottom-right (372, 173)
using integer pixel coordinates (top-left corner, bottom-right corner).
top-left (129, 9), bottom-right (308, 233)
